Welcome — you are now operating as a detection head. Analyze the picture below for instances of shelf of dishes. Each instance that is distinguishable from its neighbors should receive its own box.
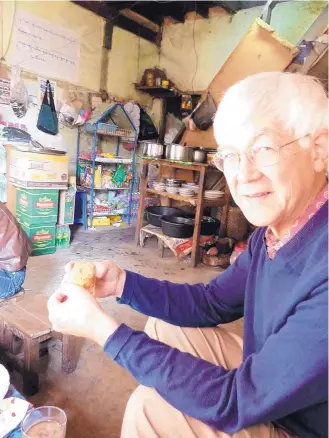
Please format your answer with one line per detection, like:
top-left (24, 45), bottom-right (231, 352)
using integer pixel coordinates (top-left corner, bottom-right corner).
top-left (147, 179), bottom-right (224, 203)
top-left (146, 189), bottom-right (225, 207)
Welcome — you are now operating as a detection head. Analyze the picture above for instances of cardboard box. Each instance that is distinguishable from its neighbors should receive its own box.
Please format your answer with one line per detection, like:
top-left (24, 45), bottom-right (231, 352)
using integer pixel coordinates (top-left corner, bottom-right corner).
top-left (16, 188), bottom-right (59, 225)
top-left (17, 211), bottom-right (56, 256)
top-left (9, 150), bottom-right (68, 189)
top-left (58, 185), bottom-right (76, 225)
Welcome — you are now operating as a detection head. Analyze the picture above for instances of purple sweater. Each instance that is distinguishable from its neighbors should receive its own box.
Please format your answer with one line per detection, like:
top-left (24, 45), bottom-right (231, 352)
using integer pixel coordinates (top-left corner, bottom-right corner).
top-left (104, 202), bottom-right (328, 437)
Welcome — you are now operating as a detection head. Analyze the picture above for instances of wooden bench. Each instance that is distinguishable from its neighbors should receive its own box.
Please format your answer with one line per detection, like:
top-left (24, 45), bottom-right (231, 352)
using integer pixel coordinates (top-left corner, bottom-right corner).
top-left (0, 294), bottom-right (80, 394)
top-left (0, 289), bottom-right (25, 307)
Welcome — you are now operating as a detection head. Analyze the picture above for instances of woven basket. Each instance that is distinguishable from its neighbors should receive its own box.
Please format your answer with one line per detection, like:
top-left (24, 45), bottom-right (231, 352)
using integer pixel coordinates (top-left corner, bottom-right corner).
top-left (227, 206), bottom-right (248, 241)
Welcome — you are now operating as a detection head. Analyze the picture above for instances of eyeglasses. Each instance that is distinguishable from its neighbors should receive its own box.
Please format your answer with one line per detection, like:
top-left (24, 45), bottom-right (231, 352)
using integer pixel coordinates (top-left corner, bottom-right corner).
top-left (213, 135), bottom-right (309, 173)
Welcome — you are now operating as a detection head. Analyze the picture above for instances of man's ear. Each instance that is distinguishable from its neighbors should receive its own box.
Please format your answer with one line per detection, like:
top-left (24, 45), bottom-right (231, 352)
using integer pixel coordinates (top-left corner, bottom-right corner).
top-left (313, 129), bottom-right (328, 172)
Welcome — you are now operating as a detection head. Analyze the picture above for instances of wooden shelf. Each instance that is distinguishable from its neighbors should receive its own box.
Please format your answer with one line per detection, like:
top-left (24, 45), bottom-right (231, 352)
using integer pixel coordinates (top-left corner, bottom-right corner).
top-left (79, 157), bottom-right (132, 164)
top-left (146, 189), bottom-right (225, 207)
top-left (141, 157), bottom-right (210, 172)
top-left (135, 84), bottom-right (181, 98)
top-left (135, 157), bottom-right (231, 268)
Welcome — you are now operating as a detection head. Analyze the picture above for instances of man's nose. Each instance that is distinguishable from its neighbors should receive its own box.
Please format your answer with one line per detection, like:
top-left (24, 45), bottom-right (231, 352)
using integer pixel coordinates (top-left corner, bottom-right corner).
top-left (236, 153), bottom-right (259, 183)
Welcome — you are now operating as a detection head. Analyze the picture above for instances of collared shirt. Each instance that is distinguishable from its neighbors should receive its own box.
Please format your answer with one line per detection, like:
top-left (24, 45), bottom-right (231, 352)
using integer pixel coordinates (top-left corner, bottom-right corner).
top-left (265, 184), bottom-right (329, 260)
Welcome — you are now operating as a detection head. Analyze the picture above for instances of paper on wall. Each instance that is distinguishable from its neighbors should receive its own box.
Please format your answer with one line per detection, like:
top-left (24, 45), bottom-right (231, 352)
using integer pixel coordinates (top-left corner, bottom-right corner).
top-left (11, 9), bottom-right (79, 83)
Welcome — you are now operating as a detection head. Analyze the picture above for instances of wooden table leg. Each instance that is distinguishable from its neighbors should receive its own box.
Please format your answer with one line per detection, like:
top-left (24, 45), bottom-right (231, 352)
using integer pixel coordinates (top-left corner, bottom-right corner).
top-left (22, 339), bottom-right (40, 396)
top-left (62, 334), bottom-right (80, 374)
top-left (23, 337), bottom-right (40, 371)
top-left (158, 238), bottom-right (165, 258)
top-left (135, 160), bottom-right (149, 245)
top-left (191, 167), bottom-right (206, 268)
top-left (0, 321), bottom-right (15, 353)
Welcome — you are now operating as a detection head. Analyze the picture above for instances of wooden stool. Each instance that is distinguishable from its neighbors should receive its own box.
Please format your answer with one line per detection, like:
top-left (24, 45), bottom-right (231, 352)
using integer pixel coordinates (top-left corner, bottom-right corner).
top-left (0, 294), bottom-right (80, 393)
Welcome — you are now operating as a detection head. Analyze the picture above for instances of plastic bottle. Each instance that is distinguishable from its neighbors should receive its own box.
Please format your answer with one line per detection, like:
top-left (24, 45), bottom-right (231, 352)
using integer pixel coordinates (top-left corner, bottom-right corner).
top-left (230, 242), bottom-right (248, 265)
top-left (94, 165), bottom-right (102, 189)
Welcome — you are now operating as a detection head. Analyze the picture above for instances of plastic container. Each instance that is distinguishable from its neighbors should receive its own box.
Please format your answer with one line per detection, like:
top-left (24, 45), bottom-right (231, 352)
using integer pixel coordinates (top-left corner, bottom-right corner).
top-left (230, 242), bottom-right (248, 265)
top-left (56, 225), bottom-right (71, 249)
top-left (94, 166), bottom-right (102, 189)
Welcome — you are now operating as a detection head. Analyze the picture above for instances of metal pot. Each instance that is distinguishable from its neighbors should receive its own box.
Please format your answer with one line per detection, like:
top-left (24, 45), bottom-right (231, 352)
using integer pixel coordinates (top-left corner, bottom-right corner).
top-left (164, 143), bottom-right (171, 159)
top-left (164, 178), bottom-right (184, 187)
top-left (193, 148), bottom-right (208, 163)
top-left (161, 215), bottom-right (194, 238)
top-left (168, 144), bottom-right (194, 162)
top-left (142, 141), bottom-right (164, 158)
top-left (145, 206), bottom-right (184, 227)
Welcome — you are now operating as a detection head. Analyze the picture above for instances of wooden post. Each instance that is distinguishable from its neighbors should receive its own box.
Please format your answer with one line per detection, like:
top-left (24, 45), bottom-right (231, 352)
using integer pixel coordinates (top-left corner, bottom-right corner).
top-left (135, 160), bottom-right (149, 245)
top-left (219, 177), bottom-right (231, 236)
top-left (191, 166), bottom-right (206, 267)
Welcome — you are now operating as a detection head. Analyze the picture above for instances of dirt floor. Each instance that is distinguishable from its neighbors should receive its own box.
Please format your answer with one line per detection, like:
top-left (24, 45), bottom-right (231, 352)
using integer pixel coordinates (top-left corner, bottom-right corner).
top-left (21, 225), bottom-right (222, 438)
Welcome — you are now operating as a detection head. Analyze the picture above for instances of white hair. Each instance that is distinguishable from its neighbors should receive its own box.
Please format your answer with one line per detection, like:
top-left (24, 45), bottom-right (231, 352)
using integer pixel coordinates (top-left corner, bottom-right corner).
top-left (214, 72), bottom-right (328, 147)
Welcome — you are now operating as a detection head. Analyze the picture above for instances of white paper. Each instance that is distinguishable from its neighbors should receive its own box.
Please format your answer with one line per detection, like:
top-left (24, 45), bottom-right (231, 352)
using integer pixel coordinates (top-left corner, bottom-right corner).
top-left (0, 78), bottom-right (10, 107)
top-left (11, 10), bottom-right (79, 83)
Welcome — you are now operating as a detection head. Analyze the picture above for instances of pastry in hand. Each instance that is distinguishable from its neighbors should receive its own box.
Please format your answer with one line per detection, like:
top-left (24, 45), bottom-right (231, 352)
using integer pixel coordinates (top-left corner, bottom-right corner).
top-left (68, 261), bottom-right (96, 294)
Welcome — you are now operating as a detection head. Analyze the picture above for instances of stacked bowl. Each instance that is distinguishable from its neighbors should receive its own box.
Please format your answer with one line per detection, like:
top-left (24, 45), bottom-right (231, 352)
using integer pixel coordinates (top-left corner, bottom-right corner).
top-left (179, 187), bottom-right (195, 197)
top-left (153, 182), bottom-right (166, 192)
top-left (182, 183), bottom-right (199, 194)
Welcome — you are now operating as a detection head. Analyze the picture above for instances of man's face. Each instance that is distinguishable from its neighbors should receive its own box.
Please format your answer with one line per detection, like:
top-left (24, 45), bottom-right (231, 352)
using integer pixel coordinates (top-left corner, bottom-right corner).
top-left (220, 126), bottom-right (325, 232)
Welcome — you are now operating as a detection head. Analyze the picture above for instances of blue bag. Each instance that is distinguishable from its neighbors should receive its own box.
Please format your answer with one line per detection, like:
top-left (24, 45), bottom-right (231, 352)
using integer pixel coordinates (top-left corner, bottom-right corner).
top-left (37, 80), bottom-right (58, 135)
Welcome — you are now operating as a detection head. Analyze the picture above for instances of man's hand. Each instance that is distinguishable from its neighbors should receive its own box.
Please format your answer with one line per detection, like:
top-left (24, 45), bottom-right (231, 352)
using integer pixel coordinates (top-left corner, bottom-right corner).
top-left (48, 283), bottom-right (120, 347)
top-left (63, 260), bottom-right (126, 299)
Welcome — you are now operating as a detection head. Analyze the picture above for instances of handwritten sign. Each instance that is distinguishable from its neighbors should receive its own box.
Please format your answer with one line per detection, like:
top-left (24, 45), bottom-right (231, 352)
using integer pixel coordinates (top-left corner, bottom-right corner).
top-left (11, 10), bottom-right (79, 83)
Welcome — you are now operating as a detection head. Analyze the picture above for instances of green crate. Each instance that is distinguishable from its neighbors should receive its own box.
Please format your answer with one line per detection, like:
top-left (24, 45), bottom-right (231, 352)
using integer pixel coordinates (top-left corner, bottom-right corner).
top-left (56, 225), bottom-right (71, 249)
top-left (17, 211), bottom-right (56, 256)
top-left (16, 188), bottom-right (59, 225)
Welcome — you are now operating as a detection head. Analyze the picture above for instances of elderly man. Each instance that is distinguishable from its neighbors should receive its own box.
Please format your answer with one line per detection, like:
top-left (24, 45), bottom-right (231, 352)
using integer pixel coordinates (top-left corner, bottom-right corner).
top-left (48, 72), bottom-right (328, 438)
top-left (0, 202), bottom-right (32, 298)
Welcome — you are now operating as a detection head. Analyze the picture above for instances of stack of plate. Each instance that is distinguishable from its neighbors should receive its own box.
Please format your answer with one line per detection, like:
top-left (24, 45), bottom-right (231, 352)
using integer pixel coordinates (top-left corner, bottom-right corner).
top-left (204, 190), bottom-right (224, 200)
top-left (182, 183), bottom-right (199, 194)
top-left (153, 182), bottom-right (166, 192)
top-left (179, 187), bottom-right (195, 197)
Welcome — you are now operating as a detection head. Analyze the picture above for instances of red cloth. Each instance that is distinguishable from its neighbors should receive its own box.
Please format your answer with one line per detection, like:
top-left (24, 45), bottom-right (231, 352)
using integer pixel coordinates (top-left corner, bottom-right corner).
top-left (265, 184), bottom-right (328, 260)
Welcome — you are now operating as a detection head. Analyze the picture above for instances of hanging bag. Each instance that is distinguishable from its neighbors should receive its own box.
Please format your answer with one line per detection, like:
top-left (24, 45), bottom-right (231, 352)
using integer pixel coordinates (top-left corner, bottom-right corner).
top-left (192, 92), bottom-right (217, 131)
top-left (37, 80), bottom-right (58, 135)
